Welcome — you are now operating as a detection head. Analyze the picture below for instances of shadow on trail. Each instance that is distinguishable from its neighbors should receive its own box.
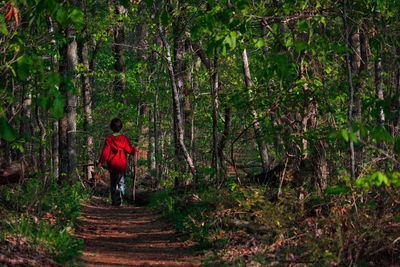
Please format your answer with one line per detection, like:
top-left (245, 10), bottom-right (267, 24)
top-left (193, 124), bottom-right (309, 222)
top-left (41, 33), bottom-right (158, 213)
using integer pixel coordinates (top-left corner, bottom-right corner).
top-left (78, 197), bottom-right (201, 267)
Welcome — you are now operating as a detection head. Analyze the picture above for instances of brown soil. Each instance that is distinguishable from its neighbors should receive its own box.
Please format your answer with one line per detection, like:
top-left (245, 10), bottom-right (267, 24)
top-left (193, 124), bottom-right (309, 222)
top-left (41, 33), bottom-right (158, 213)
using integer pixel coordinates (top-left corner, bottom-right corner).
top-left (78, 197), bottom-right (202, 267)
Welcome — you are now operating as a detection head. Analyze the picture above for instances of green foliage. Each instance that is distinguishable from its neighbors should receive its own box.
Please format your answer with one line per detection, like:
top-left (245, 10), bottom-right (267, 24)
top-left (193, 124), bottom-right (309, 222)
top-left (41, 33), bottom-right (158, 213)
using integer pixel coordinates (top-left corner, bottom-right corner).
top-left (150, 187), bottom-right (232, 249)
top-left (4, 216), bottom-right (83, 264)
top-left (0, 117), bottom-right (17, 141)
top-left (324, 185), bottom-right (351, 196)
top-left (356, 171), bottom-right (400, 188)
top-left (0, 175), bottom-right (89, 264)
top-left (0, 14), bottom-right (8, 35)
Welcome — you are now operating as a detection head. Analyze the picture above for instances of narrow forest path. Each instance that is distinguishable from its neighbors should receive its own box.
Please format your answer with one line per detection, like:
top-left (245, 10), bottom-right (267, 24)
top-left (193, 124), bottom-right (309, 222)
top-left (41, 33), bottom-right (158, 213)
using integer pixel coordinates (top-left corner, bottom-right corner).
top-left (78, 197), bottom-right (202, 267)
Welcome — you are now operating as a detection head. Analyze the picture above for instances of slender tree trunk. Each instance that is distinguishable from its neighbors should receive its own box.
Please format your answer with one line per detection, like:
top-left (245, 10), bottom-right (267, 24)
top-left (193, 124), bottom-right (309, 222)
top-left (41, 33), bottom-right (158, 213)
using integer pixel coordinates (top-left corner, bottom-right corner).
top-left (211, 52), bottom-right (220, 181)
top-left (191, 41), bottom-right (222, 179)
top-left (66, 26), bottom-right (78, 180)
top-left (52, 120), bottom-right (59, 178)
top-left (154, 95), bottom-right (161, 182)
top-left (48, 17), bottom-right (59, 178)
top-left (113, 4), bottom-right (127, 96)
top-left (172, 27), bottom-right (187, 176)
top-left (35, 106), bottom-right (46, 174)
top-left (59, 115), bottom-right (68, 180)
top-left (80, 32), bottom-right (94, 180)
top-left (375, 58), bottom-right (385, 124)
top-left (241, 49), bottom-right (269, 174)
top-left (396, 67), bottom-right (400, 134)
top-left (19, 90), bottom-right (33, 156)
top-left (343, 0), bottom-right (356, 180)
top-left (158, 25), bottom-right (196, 177)
top-left (184, 43), bottom-right (193, 152)
top-left (4, 79), bottom-right (15, 165)
top-left (59, 25), bottom-right (78, 181)
top-left (218, 107), bottom-right (232, 177)
top-left (149, 106), bottom-right (156, 177)
top-left (138, 104), bottom-right (149, 174)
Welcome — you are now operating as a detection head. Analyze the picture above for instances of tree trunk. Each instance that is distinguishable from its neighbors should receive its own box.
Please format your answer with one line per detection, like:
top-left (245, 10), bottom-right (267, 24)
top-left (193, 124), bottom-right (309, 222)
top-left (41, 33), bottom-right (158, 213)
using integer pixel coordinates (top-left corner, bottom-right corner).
top-left (375, 58), bottom-right (385, 124)
top-left (343, 0), bottom-right (356, 180)
top-left (19, 91), bottom-right (33, 156)
top-left (48, 16), bottom-right (59, 179)
top-left (218, 107), bottom-right (232, 177)
top-left (171, 9), bottom-right (191, 180)
top-left (113, 4), bottom-right (127, 96)
top-left (52, 120), bottom-right (59, 178)
top-left (241, 49), bottom-right (269, 174)
top-left (66, 26), bottom-right (78, 180)
top-left (154, 94), bottom-right (161, 182)
top-left (211, 52), bottom-right (220, 181)
top-left (149, 106), bottom-right (156, 178)
top-left (80, 32), bottom-right (94, 180)
top-left (59, 25), bottom-right (78, 182)
top-left (158, 25), bottom-right (196, 177)
top-left (35, 106), bottom-right (46, 174)
top-left (396, 67), bottom-right (400, 134)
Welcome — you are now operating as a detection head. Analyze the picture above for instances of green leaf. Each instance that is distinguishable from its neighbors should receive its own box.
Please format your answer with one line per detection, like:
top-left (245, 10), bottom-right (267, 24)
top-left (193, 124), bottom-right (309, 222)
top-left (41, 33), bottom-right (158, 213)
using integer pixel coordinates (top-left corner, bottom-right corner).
top-left (223, 31), bottom-right (237, 50)
top-left (253, 38), bottom-right (265, 49)
top-left (0, 14), bottom-right (9, 35)
top-left (0, 117), bottom-right (17, 142)
top-left (160, 11), bottom-right (171, 26)
top-left (324, 185), bottom-right (351, 195)
top-left (16, 55), bottom-right (33, 80)
top-left (37, 96), bottom-right (50, 110)
top-left (51, 94), bottom-right (65, 119)
top-left (46, 72), bottom-right (61, 88)
top-left (69, 8), bottom-right (84, 28)
top-left (376, 172), bottom-right (389, 186)
top-left (294, 40), bottom-right (308, 53)
top-left (340, 128), bottom-right (349, 142)
top-left (56, 7), bottom-right (68, 25)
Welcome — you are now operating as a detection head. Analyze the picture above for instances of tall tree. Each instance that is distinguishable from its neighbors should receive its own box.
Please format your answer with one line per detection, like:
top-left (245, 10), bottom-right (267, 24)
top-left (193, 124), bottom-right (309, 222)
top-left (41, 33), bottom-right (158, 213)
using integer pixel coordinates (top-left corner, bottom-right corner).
top-left (59, 21), bottom-right (78, 181)
top-left (80, 2), bottom-right (94, 180)
top-left (158, 24), bottom-right (197, 177)
top-left (241, 49), bottom-right (269, 174)
top-left (113, 3), bottom-right (127, 96)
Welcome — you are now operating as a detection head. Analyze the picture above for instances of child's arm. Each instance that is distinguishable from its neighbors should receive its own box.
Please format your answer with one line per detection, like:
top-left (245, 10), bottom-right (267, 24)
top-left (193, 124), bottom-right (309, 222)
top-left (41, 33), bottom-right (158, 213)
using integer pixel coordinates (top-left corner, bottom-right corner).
top-left (98, 137), bottom-right (111, 167)
top-left (125, 137), bottom-right (139, 156)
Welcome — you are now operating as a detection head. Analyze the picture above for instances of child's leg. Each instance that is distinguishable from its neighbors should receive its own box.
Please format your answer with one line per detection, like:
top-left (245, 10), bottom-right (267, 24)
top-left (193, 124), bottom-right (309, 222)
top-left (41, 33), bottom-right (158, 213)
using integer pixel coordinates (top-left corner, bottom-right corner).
top-left (110, 172), bottom-right (125, 206)
top-left (116, 173), bottom-right (125, 200)
top-left (110, 172), bottom-right (121, 206)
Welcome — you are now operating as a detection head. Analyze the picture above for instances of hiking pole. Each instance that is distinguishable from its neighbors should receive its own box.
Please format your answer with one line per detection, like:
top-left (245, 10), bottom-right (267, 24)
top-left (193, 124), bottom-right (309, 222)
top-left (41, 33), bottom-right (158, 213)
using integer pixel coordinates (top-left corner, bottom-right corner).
top-left (132, 151), bottom-right (138, 202)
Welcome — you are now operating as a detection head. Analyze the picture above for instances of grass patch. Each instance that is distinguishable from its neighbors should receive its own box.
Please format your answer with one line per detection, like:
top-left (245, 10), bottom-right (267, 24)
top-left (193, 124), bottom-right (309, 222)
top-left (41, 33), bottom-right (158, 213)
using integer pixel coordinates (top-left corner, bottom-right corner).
top-left (0, 175), bottom-right (89, 265)
top-left (149, 186), bottom-right (233, 249)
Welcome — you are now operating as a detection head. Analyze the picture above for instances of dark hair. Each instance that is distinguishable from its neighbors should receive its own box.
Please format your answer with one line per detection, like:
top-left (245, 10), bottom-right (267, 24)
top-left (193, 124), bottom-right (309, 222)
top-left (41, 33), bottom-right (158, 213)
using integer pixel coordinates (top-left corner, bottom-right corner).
top-left (110, 118), bottom-right (123, 132)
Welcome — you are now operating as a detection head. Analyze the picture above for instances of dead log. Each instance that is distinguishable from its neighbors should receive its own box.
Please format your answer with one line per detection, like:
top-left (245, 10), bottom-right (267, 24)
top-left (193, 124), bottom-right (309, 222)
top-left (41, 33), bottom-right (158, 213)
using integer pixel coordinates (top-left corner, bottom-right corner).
top-left (0, 157), bottom-right (36, 186)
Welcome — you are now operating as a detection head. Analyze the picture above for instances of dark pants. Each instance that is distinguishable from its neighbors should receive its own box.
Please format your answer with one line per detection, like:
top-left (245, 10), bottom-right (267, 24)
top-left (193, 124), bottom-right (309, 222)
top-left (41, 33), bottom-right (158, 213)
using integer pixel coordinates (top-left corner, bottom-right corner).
top-left (110, 172), bottom-right (125, 206)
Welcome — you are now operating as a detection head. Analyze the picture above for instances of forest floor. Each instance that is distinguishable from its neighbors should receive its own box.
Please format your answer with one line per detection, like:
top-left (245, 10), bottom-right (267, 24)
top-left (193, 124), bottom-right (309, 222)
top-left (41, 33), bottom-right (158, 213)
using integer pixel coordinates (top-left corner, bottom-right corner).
top-left (77, 196), bottom-right (202, 267)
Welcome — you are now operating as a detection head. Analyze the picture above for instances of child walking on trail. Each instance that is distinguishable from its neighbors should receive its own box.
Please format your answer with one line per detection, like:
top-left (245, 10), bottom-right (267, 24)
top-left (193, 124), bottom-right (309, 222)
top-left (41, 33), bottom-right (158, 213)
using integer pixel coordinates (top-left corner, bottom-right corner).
top-left (98, 118), bottom-right (139, 206)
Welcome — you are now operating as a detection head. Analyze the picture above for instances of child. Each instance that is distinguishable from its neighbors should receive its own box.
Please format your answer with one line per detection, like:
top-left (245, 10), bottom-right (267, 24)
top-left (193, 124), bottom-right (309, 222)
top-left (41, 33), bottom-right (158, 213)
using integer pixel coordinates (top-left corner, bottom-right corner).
top-left (98, 118), bottom-right (139, 206)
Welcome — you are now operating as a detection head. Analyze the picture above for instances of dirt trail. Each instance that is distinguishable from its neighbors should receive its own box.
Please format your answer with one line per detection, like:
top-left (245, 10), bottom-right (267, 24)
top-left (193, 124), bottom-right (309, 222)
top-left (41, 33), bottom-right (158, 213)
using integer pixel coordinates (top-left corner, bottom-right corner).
top-left (78, 197), bottom-right (201, 267)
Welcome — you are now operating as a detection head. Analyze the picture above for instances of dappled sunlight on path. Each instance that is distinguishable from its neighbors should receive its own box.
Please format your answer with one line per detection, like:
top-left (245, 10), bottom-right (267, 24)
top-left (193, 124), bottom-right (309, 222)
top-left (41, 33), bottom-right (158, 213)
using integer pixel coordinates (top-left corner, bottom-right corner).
top-left (78, 197), bottom-right (201, 267)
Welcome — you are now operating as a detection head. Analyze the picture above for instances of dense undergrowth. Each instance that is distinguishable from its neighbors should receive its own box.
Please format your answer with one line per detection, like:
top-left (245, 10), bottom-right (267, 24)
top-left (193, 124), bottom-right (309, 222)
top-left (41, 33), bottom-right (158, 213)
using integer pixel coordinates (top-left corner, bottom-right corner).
top-left (0, 176), bottom-right (89, 266)
top-left (150, 178), bottom-right (400, 266)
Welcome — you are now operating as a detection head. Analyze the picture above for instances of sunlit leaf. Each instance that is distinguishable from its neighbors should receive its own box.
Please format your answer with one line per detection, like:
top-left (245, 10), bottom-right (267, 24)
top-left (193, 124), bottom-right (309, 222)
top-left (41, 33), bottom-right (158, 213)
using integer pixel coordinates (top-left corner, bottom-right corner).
top-left (69, 8), bottom-right (84, 28)
top-left (0, 14), bottom-right (9, 35)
